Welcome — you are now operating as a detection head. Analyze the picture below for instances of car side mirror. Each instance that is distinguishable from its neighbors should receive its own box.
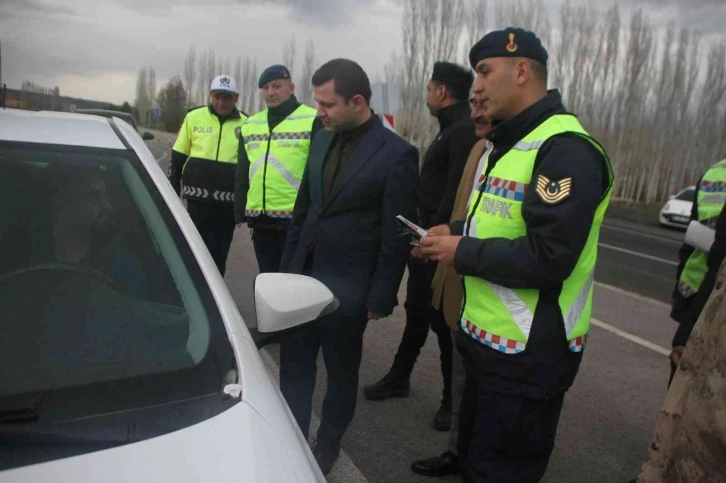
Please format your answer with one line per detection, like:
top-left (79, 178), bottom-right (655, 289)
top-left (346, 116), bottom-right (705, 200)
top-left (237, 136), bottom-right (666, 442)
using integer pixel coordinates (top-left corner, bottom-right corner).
top-left (249, 273), bottom-right (339, 349)
top-left (142, 132), bottom-right (155, 141)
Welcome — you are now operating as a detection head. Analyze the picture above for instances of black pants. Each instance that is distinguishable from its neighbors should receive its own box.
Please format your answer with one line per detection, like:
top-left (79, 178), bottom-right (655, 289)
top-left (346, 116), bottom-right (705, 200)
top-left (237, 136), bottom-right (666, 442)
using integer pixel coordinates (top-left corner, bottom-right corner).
top-left (457, 336), bottom-right (564, 483)
top-left (279, 313), bottom-right (368, 452)
top-left (251, 227), bottom-right (287, 273)
top-left (186, 201), bottom-right (235, 276)
top-left (391, 258), bottom-right (452, 403)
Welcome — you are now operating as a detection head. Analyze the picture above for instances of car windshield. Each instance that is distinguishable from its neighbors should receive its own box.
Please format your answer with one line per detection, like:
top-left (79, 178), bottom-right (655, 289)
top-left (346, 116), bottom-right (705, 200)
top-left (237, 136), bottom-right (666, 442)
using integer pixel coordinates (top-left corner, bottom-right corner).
top-left (675, 188), bottom-right (695, 202)
top-left (0, 143), bottom-right (237, 469)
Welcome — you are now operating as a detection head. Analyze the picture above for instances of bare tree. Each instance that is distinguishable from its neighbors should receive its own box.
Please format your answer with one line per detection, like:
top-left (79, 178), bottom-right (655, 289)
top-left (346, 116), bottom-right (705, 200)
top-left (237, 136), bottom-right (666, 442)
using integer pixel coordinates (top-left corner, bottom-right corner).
top-left (157, 76), bottom-right (187, 132)
top-left (197, 50), bottom-right (208, 107)
top-left (371, 0), bottom-right (726, 202)
top-left (183, 46), bottom-right (197, 107)
top-left (135, 67), bottom-right (150, 127)
top-left (207, 51), bottom-right (216, 84)
top-left (461, 0), bottom-right (488, 63)
top-left (234, 55), bottom-right (243, 110)
top-left (146, 67), bottom-right (157, 112)
top-left (223, 56), bottom-right (232, 77)
top-left (283, 34), bottom-right (296, 73)
top-left (298, 37), bottom-right (316, 105)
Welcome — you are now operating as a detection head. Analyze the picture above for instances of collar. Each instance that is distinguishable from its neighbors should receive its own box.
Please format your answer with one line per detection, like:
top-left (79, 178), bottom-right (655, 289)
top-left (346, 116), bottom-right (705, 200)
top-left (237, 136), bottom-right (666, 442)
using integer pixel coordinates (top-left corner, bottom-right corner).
top-left (208, 104), bottom-right (241, 122)
top-left (339, 111), bottom-right (377, 141)
top-left (435, 101), bottom-right (471, 129)
top-left (268, 94), bottom-right (301, 120)
top-left (488, 89), bottom-right (566, 147)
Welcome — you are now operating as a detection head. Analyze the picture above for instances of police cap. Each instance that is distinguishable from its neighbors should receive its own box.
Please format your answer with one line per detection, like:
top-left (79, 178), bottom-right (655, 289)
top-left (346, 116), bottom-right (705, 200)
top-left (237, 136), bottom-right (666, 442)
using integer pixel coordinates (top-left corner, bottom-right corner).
top-left (469, 27), bottom-right (548, 69)
top-left (258, 64), bottom-right (292, 89)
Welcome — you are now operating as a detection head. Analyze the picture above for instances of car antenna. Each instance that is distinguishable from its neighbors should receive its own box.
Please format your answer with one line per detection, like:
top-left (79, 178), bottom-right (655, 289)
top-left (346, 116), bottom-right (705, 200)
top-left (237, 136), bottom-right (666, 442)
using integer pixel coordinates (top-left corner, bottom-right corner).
top-left (1, 84), bottom-right (5, 109)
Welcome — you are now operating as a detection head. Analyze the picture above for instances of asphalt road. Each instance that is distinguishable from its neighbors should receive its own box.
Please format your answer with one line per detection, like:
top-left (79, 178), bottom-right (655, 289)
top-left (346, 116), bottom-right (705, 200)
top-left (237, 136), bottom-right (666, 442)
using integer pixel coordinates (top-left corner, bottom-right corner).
top-left (145, 135), bottom-right (683, 483)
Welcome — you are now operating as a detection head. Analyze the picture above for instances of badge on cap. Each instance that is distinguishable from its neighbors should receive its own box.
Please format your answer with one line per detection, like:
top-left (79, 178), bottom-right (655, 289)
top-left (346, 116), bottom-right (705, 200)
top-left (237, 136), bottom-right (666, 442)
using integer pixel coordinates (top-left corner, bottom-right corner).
top-left (536, 175), bottom-right (571, 204)
top-left (220, 77), bottom-right (230, 86)
top-left (506, 33), bottom-right (518, 53)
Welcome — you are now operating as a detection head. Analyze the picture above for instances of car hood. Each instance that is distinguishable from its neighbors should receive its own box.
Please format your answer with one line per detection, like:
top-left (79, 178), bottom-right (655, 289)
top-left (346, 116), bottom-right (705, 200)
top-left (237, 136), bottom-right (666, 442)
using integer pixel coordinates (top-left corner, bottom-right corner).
top-left (0, 400), bottom-right (303, 483)
top-left (663, 200), bottom-right (692, 215)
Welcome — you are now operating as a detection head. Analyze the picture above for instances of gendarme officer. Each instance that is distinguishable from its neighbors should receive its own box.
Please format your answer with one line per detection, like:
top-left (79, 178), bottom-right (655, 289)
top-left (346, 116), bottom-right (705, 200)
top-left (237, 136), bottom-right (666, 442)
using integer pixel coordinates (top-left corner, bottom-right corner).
top-left (420, 28), bottom-right (614, 483)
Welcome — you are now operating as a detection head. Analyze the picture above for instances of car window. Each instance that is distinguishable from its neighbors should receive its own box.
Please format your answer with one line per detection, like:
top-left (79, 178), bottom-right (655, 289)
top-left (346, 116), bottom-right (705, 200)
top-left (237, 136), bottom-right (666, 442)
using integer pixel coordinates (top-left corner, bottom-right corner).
top-left (675, 188), bottom-right (695, 202)
top-left (0, 144), bottom-right (236, 446)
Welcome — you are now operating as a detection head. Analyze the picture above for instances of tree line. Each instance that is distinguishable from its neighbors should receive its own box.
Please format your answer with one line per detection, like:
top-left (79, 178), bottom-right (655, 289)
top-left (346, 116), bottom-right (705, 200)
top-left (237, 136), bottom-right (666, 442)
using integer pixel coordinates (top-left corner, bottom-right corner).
top-left (387, 0), bottom-right (726, 203)
top-left (133, 0), bottom-right (726, 203)
top-left (134, 35), bottom-right (317, 134)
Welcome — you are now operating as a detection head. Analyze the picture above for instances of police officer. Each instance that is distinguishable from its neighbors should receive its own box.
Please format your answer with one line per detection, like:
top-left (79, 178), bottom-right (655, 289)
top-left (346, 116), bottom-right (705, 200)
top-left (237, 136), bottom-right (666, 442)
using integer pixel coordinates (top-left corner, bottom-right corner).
top-left (234, 64), bottom-right (322, 273)
top-left (169, 74), bottom-right (247, 276)
top-left (419, 28), bottom-right (614, 483)
top-left (669, 159), bottom-right (726, 383)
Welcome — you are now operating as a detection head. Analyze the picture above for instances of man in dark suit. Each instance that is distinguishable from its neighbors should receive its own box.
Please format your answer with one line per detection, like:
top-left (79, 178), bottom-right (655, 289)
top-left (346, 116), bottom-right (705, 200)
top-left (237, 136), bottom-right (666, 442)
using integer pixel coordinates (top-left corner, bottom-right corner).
top-left (279, 58), bottom-right (419, 475)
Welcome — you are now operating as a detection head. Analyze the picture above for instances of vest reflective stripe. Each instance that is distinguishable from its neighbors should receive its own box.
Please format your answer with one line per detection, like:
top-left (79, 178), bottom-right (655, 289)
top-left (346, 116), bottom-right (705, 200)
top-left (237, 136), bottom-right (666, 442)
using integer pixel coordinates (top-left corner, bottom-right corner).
top-left (243, 104), bottom-right (316, 218)
top-left (678, 159), bottom-right (726, 297)
top-left (461, 114), bottom-right (613, 354)
top-left (244, 209), bottom-right (294, 218)
top-left (182, 186), bottom-right (235, 202)
top-left (461, 319), bottom-right (527, 354)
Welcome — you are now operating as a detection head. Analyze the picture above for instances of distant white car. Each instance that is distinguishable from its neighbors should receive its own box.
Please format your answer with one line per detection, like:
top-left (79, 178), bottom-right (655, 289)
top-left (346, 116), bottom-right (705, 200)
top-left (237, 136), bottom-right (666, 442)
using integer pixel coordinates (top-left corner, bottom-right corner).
top-left (0, 108), bottom-right (333, 482)
top-left (659, 186), bottom-right (696, 229)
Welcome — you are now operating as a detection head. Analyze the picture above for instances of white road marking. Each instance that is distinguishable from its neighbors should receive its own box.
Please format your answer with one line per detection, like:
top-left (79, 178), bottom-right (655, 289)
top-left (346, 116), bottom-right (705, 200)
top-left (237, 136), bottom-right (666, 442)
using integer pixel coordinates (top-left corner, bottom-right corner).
top-left (601, 223), bottom-right (683, 244)
top-left (598, 242), bottom-right (679, 267)
top-left (594, 281), bottom-right (670, 309)
top-left (592, 317), bottom-right (671, 357)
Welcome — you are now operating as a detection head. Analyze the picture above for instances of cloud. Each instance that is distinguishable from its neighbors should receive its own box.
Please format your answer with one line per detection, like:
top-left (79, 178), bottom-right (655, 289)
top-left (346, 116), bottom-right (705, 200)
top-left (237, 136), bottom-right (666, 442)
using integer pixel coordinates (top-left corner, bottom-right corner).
top-left (234, 0), bottom-right (379, 24)
top-left (0, 0), bottom-right (85, 21)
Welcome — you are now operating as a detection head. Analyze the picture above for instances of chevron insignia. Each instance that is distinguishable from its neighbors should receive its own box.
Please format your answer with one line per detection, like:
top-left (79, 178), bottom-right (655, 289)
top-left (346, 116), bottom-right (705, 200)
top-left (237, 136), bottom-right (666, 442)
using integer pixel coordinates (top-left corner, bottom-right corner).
top-left (536, 175), bottom-right (572, 204)
top-left (213, 191), bottom-right (235, 202)
top-left (182, 186), bottom-right (209, 198)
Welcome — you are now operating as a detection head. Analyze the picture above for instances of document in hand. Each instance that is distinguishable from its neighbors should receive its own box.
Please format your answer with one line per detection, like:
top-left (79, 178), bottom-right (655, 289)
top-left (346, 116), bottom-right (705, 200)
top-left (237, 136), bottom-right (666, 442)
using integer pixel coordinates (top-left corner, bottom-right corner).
top-left (685, 220), bottom-right (716, 252)
top-left (396, 215), bottom-right (428, 246)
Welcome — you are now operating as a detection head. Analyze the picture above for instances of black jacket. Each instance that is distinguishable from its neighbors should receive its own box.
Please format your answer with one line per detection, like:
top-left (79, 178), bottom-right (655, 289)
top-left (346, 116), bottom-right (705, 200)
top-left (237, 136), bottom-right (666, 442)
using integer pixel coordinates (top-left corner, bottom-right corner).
top-left (450, 90), bottom-right (610, 399)
top-left (280, 116), bottom-right (419, 317)
top-left (673, 204), bottom-right (726, 346)
top-left (418, 101), bottom-right (479, 228)
top-left (233, 95), bottom-right (323, 230)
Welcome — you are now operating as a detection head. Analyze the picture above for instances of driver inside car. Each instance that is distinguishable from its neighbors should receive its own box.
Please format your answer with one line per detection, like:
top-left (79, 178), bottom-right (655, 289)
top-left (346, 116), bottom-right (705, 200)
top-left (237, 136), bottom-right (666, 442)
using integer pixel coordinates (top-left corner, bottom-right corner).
top-left (40, 164), bottom-right (148, 298)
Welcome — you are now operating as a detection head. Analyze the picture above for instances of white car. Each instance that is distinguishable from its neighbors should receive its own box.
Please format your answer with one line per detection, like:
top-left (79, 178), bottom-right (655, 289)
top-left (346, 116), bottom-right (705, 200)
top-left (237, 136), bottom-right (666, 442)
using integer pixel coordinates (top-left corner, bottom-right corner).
top-left (0, 108), bottom-right (334, 482)
top-left (659, 186), bottom-right (696, 229)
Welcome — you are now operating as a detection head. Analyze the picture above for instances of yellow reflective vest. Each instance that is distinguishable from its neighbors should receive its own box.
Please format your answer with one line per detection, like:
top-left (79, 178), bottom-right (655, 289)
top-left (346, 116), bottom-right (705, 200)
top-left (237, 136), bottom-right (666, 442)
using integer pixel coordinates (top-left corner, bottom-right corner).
top-left (172, 106), bottom-right (247, 202)
top-left (242, 104), bottom-right (317, 218)
top-left (461, 114), bottom-right (613, 354)
top-left (677, 159), bottom-right (726, 298)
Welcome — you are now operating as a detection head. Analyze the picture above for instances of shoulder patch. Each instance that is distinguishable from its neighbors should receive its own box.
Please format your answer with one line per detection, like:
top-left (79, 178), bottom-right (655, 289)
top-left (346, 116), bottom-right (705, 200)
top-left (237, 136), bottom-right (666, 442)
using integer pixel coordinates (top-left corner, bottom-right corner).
top-left (536, 175), bottom-right (572, 204)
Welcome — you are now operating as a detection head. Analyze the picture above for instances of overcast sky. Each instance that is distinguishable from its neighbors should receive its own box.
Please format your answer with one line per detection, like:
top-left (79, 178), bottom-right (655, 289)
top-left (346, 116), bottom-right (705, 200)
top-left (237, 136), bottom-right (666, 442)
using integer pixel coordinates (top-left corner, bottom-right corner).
top-left (1, 0), bottom-right (724, 105)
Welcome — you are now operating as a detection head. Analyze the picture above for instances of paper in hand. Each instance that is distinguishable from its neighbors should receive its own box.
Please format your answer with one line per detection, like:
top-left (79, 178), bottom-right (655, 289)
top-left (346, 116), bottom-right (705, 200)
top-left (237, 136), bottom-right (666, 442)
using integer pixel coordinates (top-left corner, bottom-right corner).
top-left (396, 215), bottom-right (428, 245)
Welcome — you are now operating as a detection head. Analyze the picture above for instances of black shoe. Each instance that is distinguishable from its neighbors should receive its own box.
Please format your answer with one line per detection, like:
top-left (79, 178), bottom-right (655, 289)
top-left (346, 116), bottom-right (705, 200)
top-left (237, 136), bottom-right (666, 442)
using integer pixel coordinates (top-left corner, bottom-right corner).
top-left (433, 402), bottom-right (452, 431)
top-left (363, 372), bottom-right (410, 400)
top-left (310, 439), bottom-right (339, 476)
top-left (411, 451), bottom-right (459, 477)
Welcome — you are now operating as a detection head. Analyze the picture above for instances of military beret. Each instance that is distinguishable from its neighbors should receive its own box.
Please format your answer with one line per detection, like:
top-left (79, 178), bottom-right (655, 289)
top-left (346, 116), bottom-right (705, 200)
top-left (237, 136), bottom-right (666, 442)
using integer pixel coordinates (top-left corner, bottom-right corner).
top-left (469, 27), bottom-right (548, 69)
top-left (258, 64), bottom-right (292, 89)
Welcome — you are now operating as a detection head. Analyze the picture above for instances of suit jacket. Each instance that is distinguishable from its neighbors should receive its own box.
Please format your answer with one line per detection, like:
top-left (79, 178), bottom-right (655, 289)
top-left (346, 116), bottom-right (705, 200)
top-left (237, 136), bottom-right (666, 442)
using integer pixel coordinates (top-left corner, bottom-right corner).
top-left (280, 116), bottom-right (419, 317)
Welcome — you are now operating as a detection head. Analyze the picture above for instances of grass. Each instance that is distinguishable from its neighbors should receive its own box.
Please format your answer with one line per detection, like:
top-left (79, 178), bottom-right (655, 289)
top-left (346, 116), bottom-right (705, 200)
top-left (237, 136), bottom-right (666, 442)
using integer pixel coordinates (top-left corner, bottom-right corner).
top-left (605, 199), bottom-right (663, 227)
